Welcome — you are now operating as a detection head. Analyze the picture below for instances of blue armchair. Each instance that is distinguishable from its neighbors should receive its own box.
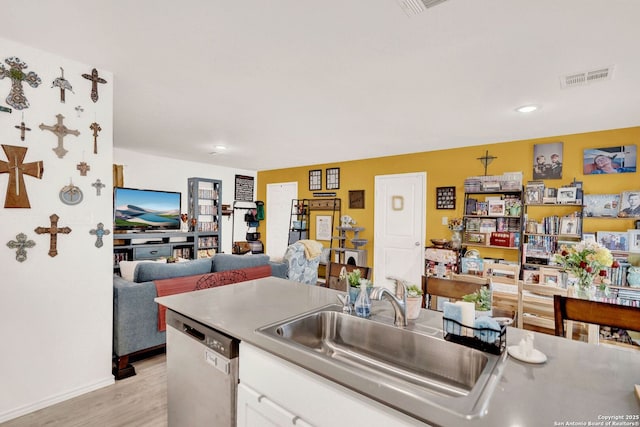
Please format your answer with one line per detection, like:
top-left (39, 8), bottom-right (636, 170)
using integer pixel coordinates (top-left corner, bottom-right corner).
top-left (284, 240), bottom-right (322, 285)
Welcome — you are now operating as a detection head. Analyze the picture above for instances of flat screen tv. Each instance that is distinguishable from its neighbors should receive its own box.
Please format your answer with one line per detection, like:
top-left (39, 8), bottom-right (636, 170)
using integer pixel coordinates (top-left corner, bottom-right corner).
top-left (114, 187), bottom-right (181, 231)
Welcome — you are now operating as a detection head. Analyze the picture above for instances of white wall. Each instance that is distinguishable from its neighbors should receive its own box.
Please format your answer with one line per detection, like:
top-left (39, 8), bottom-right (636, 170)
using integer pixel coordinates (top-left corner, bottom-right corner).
top-left (113, 148), bottom-right (258, 253)
top-left (0, 38), bottom-right (114, 421)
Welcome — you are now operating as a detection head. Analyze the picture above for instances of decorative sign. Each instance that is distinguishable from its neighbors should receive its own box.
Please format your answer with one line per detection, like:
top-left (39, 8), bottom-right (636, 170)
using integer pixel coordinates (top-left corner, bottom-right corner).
top-left (349, 190), bottom-right (365, 209)
top-left (309, 169), bottom-right (321, 191)
top-left (234, 175), bottom-right (254, 202)
top-left (436, 186), bottom-right (456, 209)
top-left (313, 192), bottom-right (336, 197)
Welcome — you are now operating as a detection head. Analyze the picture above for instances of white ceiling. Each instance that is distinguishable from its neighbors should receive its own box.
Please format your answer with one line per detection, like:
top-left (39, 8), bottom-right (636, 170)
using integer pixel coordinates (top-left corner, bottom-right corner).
top-left (3, 0), bottom-right (640, 171)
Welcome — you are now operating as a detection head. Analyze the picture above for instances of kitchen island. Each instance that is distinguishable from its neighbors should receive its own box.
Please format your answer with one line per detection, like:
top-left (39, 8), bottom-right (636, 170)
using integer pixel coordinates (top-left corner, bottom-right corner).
top-left (156, 276), bottom-right (640, 426)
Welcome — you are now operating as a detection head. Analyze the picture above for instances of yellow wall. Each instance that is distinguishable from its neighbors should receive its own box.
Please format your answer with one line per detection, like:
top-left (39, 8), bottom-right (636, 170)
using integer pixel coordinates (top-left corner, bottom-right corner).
top-left (257, 126), bottom-right (640, 265)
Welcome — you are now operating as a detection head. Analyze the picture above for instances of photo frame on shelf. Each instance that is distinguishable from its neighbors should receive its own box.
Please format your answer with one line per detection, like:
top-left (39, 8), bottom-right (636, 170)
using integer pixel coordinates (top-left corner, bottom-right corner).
top-left (525, 184), bottom-right (544, 204)
top-left (539, 267), bottom-right (562, 286)
top-left (557, 187), bottom-right (577, 204)
top-left (315, 215), bottom-right (332, 241)
top-left (618, 191), bottom-right (640, 218)
top-left (596, 231), bottom-right (629, 252)
top-left (487, 199), bottom-right (505, 216)
top-left (582, 232), bottom-right (596, 243)
top-left (436, 186), bottom-right (456, 209)
top-left (583, 194), bottom-right (621, 217)
top-left (522, 269), bottom-right (540, 285)
top-left (309, 169), bottom-right (322, 191)
top-left (559, 216), bottom-right (580, 236)
top-left (628, 229), bottom-right (640, 253)
top-left (326, 167), bottom-right (340, 190)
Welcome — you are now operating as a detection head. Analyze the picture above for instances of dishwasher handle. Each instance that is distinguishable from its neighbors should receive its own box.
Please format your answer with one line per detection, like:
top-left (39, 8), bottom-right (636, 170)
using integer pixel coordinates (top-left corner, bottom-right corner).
top-left (183, 324), bottom-right (205, 341)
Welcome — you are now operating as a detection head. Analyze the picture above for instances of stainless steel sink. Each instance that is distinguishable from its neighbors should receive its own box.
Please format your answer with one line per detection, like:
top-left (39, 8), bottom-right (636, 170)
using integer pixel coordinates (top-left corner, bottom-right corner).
top-left (257, 304), bottom-right (506, 421)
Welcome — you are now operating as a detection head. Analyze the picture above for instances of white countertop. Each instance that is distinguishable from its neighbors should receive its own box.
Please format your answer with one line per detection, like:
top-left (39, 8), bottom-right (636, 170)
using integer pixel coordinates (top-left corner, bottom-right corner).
top-left (156, 277), bottom-right (640, 426)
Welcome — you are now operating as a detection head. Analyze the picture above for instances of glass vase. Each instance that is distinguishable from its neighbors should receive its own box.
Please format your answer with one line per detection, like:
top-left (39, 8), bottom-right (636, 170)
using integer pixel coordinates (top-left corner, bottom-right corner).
top-left (451, 229), bottom-right (462, 249)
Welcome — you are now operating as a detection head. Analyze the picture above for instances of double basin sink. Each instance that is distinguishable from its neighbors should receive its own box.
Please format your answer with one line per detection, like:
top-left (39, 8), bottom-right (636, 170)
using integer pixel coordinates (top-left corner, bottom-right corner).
top-left (258, 304), bottom-right (506, 422)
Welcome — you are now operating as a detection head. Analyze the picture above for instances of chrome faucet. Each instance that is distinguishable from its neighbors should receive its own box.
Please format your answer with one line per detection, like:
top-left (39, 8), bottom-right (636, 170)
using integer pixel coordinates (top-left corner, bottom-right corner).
top-left (370, 277), bottom-right (408, 327)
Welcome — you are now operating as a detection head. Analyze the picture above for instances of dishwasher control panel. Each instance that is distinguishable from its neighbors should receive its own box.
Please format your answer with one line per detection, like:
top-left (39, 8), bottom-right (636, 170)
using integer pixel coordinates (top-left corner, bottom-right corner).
top-left (166, 309), bottom-right (239, 359)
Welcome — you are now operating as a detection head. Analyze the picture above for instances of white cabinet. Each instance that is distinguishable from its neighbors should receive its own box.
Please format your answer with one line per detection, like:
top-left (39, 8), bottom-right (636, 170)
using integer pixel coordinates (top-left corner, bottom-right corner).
top-left (237, 383), bottom-right (312, 427)
top-left (238, 342), bottom-right (425, 427)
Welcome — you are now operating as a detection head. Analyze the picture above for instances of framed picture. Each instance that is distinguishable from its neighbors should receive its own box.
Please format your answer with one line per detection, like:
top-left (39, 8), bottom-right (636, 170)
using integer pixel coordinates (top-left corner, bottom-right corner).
top-left (309, 169), bottom-right (322, 191)
top-left (559, 216), bottom-right (580, 236)
top-left (348, 190), bottom-right (365, 209)
top-left (596, 231), bottom-right (629, 251)
top-left (522, 269), bottom-right (540, 285)
top-left (583, 145), bottom-right (637, 175)
top-left (525, 184), bottom-right (544, 204)
top-left (436, 186), bottom-right (456, 209)
top-left (583, 194), bottom-right (621, 217)
top-left (533, 142), bottom-right (563, 180)
top-left (487, 199), bottom-right (505, 216)
top-left (618, 191), bottom-right (640, 218)
top-left (315, 215), bottom-right (332, 241)
top-left (628, 229), bottom-right (640, 253)
top-left (557, 187), bottom-right (577, 204)
top-left (582, 233), bottom-right (596, 243)
top-left (326, 167), bottom-right (340, 190)
top-left (539, 267), bottom-right (562, 286)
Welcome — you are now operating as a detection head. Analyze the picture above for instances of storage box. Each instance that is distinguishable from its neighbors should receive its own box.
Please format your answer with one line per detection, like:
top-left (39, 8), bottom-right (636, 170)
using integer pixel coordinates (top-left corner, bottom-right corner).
top-left (464, 232), bottom-right (490, 245)
top-left (490, 232), bottom-right (516, 247)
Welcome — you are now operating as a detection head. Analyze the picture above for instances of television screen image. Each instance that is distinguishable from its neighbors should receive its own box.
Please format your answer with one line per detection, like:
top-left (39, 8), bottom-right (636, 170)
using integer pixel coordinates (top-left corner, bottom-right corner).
top-left (114, 187), bottom-right (181, 231)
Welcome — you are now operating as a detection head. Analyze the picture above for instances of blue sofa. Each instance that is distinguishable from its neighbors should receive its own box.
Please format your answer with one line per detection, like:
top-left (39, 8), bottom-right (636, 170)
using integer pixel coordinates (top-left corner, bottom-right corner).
top-left (113, 254), bottom-right (287, 379)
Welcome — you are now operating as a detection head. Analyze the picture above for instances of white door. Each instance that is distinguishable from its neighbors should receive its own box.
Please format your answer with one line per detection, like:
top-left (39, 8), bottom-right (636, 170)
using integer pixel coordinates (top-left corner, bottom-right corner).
top-left (266, 182), bottom-right (297, 259)
top-left (373, 172), bottom-right (426, 289)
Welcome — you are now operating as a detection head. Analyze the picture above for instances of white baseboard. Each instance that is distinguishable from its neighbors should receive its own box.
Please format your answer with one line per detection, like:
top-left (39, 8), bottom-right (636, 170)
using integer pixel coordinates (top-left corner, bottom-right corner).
top-left (0, 375), bottom-right (115, 423)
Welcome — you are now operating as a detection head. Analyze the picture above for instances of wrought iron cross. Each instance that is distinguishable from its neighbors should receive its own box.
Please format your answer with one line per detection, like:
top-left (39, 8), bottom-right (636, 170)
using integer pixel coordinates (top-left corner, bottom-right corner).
top-left (82, 68), bottom-right (107, 103)
top-left (77, 161), bottom-right (90, 176)
top-left (0, 144), bottom-right (44, 208)
top-left (51, 67), bottom-right (73, 103)
top-left (0, 57), bottom-right (41, 110)
top-left (92, 179), bottom-right (105, 196)
top-left (89, 223), bottom-right (111, 248)
top-left (39, 113), bottom-right (80, 158)
top-left (90, 122), bottom-right (102, 154)
top-left (477, 150), bottom-right (497, 176)
top-left (34, 214), bottom-right (71, 257)
top-left (7, 232), bottom-right (35, 262)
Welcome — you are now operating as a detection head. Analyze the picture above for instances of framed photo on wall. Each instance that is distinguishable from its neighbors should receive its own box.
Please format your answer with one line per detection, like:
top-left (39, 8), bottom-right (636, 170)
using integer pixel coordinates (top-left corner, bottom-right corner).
top-left (326, 167), bottom-right (340, 190)
top-left (309, 169), bottom-right (322, 191)
top-left (315, 215), bottom-right (332, 241)
top-left (618, 191), bottom-right (640, 218)
top-left (583, 145), bottom-right (637, 175)
top-left (436, 186), bottom-right (456, 209)
top-left (533, 142), bottom-right (563, 180)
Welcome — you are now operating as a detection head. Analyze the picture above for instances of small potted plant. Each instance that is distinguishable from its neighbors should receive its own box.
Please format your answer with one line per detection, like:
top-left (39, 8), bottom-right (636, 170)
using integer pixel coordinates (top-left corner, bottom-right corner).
top-left (462, 286), bottom-right (492, 317)
top-left (405, 284), bottom-right (423, 320)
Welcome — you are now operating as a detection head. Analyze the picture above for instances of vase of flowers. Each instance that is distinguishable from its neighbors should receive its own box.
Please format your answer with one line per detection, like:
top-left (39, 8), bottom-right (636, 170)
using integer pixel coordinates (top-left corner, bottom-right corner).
top-left (448, 218), bottom-right (463, 249)
top-left (553, 240), bottom-right (619, 299)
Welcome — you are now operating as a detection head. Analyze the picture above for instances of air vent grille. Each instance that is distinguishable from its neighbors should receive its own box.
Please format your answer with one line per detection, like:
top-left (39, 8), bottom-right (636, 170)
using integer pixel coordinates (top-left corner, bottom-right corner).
top-left (561, 66), bottom-right (614, 88)
top-left (396, 0), bottom-right (449, 16)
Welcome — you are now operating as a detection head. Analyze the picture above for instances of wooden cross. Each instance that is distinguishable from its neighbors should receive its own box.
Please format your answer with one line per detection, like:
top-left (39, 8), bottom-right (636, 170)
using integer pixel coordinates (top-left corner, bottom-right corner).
top-left (14, 121), bottom-right (31, 141)
top-left (90, 122), bottom-right (101, 154)
top-left (81, 68), bottom-right (107, 103)
top-left (51, 67), bottom-right (73, 103)
top-left (0, 57), bottom-right (41, 110)
top-left (39, 114), bottom-right (80, 158)
top-left (0, 144), bottom-right (44, 208)
top-left (7, 232), bottom-right (36, 262)
top-left (34, 214), bottom-right (71, 257)
top-left (89, 223), bottom-right (111, 248)
top-left (92, 179), bottom-right (105, 196)
top-left (77, 161), bottom-right (90, 176)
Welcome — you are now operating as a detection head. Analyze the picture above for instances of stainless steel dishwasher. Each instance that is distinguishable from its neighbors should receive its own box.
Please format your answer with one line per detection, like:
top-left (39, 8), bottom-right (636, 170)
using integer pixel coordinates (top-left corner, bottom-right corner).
top-left (166, 309), bottom-right (239, 427)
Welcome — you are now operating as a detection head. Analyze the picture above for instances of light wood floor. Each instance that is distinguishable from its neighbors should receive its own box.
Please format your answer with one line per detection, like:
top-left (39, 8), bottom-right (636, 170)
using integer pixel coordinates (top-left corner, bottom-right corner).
top-left (2, 354), bottom-right (167, 427)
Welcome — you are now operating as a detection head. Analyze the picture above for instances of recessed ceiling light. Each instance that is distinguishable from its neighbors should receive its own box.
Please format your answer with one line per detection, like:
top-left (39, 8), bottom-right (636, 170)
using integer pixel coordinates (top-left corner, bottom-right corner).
top-left (515, 105), bottom-right (539, 113)
top-left (215, 145), bottom-right (227, 151)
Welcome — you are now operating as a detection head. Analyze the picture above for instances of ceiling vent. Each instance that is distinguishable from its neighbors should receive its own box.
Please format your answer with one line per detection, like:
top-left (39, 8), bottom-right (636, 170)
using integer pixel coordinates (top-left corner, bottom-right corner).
top-left (561, 66), bottom-right (615, 89)
top-left (395, 0), bottom-right (449, 17)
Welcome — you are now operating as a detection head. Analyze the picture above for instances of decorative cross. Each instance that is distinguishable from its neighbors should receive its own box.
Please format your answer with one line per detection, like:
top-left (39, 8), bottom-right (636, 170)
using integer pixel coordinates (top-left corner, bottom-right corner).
top-left (51, 67), bottom-right (73, 103)
top-left (90, 122), bottom-right (101, 154)
top-left (477, 150), bottom-right (497, 176)
top-left (75, 105), bottom-right (84, 117)
top-left (0, 144), bottom-right (44, 208)
top-left (89, 223), bottom-right (111, 248)
top-left (7, 232), bottom-right (36, 262)
top-left (77, 161), bottom-right (90, 176)
top-left (14, 120), bottom-right (31, 141)
top-left (0, 57), bottom-right (41, 110)
top-left (92, 179), bottom-right (105, 196)
top-left (81, 68), bottom-right (107, 103)
top-left (39, 114), bottom-right (80, 158)
top-left (34, 214), bottom-right (71, 257)
top-left (0, 105), bottom-right (11, 113)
